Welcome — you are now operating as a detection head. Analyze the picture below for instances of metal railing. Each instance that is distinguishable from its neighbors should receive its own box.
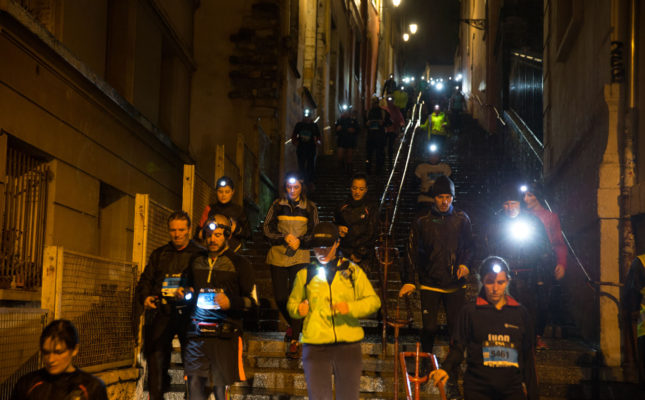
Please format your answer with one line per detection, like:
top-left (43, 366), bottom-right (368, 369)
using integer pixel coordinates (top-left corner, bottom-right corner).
top-left (0, 308), bottom-right (47, 400)
top-left (379, 96), bottom-right (424, 217)
top-left (472, 93), bottom-right (506, 127)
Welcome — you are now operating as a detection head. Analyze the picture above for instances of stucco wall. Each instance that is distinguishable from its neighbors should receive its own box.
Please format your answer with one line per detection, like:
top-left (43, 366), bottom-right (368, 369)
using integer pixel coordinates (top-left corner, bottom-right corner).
top-left (543, 0), bottom-right (616, 354)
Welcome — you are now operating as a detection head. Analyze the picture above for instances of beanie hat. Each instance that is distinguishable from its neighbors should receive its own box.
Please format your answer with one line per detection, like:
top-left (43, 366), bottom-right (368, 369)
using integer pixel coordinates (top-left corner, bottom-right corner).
top-left (432, 175), bottom-right (455, 197)
top-left (500, 183), bottom-right (522, 203)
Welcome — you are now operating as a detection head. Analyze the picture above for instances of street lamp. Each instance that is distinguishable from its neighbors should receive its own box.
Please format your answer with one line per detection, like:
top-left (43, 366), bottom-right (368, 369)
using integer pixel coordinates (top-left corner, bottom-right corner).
top-left (403, 33), bottom-right (409, 42)
top-left (409, 23), bottom-right (418, 34)
top-left (392, 0), bottom-right (401, 7)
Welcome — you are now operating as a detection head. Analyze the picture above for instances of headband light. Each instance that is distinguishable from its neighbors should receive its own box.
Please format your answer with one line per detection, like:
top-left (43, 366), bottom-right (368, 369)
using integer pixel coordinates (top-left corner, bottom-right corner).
top-left (520, 184), bottom-right (528, 193)
top-left (208, 222), bottom-right (217, 231)
top-left (287, 177), bottom-right (298, 185)
top-left (218, 180), bottom-right (228, 187)
top-left (429, 144), bottom-right (438, 153)
top-left (185, 292), bottom-right (193, 301)
top-left (304, 108), bottom-right (311, 117)
top-left (492, 264), bottom-right (502, 274)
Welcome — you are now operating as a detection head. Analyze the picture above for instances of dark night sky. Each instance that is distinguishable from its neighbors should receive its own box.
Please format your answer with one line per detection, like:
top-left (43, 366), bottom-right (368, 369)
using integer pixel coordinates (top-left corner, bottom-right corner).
top-left (396, 0), bottom-right (460, 74)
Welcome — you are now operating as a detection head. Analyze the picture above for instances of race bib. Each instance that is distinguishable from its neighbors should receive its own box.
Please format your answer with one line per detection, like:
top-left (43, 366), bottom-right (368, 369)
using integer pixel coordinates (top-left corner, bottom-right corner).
top-left (197, 288), bottom-right (224, 310)
top-left (161, 274), bottom-right (181, 297)
top-left (482, 340), bottom-right (519, 368)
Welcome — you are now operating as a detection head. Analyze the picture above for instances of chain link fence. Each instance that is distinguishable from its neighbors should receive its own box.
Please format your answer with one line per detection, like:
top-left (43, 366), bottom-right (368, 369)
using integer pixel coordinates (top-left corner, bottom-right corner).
top-left (0, 308), bottom-right (47, 400)
top-left (60, 251), bottom-right (137, 371)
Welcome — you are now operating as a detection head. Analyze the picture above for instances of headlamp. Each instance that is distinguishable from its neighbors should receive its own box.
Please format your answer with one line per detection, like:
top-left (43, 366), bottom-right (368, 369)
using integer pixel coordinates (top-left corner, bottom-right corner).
top-left (316, 266), bottom-right (326, 280)
top-left (287, 177), bottom-right (297, 185)
top-left (429, 144), bottom-right (438, 153)
top-left (185, 292), bottom-right (193, 301)
top-left (492, 264), bottom-right (502, 274)
top-left (520, 184), bottom-right (528, 193)
top-left (435, 82), bottom-right (444, 91)
top-left (387, 97), bottom-right (393, 101)
top-left (218, 180), bottom-right (227, 187)
top-left (341, 104), bottom-right (349, 111)
top-left (509, 220), bottom-right (533, 242)
top-left (304, 108), bottom-right (311, 117)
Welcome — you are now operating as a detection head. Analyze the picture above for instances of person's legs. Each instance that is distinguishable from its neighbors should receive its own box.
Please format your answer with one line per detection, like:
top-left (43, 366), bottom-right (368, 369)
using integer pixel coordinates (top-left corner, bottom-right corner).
top-left (212, 385), bottom-right (228, 400)
top-left (331, 343), bottom-right (362, 400)
top-left (510, 272), bottom-right (537, 337)
top-left (536, 278), bottom-right (552, 337)
top-left (305, 145), bottom-right (317, 183)
top-left (270, 265), bottom-right (294, 329)
top-left (187, 375), bottom-right (211, 400)
top-left (444, 290), bottom-right (466, 399)
top-left (297, 146), bottom-right (307, 179)
top-left (419, 290), bottom-right (442, 353)
top-left (302, 344), bottom-right (334, 400)
top-left (145, 321), bottom-right (174, 400)
top-left (345, 147), bottom-right (354, 174)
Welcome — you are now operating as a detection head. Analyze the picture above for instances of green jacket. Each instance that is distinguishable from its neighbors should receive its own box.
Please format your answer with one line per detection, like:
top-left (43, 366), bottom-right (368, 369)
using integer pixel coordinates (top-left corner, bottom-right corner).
top-left (287, 258), bottom-right (381, 344)
top-left (419, 112), bottom-right (449, 140)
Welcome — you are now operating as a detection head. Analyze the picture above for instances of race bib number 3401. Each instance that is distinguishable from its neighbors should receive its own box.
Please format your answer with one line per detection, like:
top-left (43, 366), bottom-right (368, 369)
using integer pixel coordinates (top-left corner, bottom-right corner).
top-left (482, 340), bottom-right (519, 368)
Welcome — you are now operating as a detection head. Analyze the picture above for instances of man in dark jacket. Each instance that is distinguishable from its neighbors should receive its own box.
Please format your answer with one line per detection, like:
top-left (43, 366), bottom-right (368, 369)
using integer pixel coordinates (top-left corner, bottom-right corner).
top-left (486, 184), bottom-right (554, 348)
top-left (334, 173), bottom-right (378, 267)
top-left (134, 211), bottom-right (206, 400)
top-left (180, 214), bottom-right (256, 400)
top-left (292, 109), bottom-right (321, 185)
top-left (400, 175), bottom-right (474, 397)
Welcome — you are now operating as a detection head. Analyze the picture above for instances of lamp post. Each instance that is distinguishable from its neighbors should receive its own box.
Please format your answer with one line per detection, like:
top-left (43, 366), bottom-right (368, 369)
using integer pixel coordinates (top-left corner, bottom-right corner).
top-left (409, 23), bottom-right (418, 34)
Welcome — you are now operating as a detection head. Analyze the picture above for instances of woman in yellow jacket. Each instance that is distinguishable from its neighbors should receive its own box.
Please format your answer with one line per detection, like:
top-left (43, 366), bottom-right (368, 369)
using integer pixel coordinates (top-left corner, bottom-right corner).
top-left (287, 222), bottom-right (381, 400)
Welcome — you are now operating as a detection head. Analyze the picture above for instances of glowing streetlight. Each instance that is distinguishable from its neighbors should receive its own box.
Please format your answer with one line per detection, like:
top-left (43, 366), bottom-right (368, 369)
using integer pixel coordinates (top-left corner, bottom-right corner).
top-left (403, 33), bottom-right (410, 41)
top-left (409, 23), bottom-right (418, 34)
top-left (392, 0), bottom-right (401, 6)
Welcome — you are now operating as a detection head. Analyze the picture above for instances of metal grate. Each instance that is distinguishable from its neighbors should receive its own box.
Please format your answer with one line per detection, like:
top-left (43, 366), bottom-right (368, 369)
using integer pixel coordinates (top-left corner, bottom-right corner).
top-left (60, 251), bottom-right (137, 370)
top-left (145, 200), bottom-right (173, 263)
top-left (0, 308), bottom-right (47, 400)
top-left (193, 174), bottom-right (217, 229)
top-left (1, 147), bottom-right (48, 289)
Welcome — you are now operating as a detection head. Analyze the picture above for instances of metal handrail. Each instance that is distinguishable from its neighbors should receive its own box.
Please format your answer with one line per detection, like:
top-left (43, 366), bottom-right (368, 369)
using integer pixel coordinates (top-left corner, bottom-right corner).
top-left (379, 96), bottom-right (424, 213)
top-left (388, 104), bottom-right (424, 236)
top-left (472, 93), bottom-right (506, 126)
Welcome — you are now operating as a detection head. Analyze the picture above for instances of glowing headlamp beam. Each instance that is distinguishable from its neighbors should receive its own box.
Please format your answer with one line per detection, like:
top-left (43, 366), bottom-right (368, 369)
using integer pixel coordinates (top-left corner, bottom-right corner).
top-left (510, 220), bottom-right (533, 241)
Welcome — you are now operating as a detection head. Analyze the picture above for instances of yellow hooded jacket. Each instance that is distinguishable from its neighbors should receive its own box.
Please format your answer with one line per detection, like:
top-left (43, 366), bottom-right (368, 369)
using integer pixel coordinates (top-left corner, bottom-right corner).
top-left (287, 258), bottom-right (381, 344)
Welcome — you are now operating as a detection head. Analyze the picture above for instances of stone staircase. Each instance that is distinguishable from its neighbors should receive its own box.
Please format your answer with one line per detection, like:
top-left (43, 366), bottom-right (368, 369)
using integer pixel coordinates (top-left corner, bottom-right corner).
top-left (141, 111), bottom-right (645, 399)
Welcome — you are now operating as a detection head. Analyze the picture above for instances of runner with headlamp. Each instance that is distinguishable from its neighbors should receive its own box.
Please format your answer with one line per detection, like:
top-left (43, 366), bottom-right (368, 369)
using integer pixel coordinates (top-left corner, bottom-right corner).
top-left (263, 172), bottom-right (319, 358)
top-left (429, 256), bottom-right (538, 400)
top-left (485, 184), bottom-right (554, 349)
top-left (179, 214), bottom-right (256, 400)
top-left (287, 222), bottom-right (380, 400)
top-left (195, 176), bottom-right (251, 252)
